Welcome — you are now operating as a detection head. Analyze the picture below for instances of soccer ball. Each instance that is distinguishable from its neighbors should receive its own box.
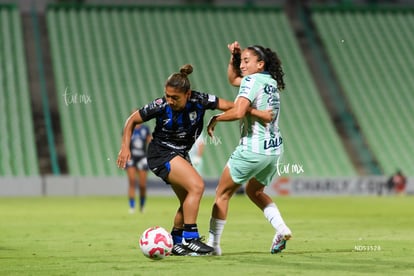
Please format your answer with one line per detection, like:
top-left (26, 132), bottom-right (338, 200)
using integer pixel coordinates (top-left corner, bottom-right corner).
top-left (139, 226), bottom-right (173, 260)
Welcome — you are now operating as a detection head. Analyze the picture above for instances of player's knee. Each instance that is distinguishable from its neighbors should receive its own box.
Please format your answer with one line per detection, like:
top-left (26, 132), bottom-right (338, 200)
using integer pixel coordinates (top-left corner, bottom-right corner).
top-left (186, 180), bottom-right (204, 196)
top-left (245, 185), bottom-right (262, 199)
top-left (215, 188), bottom-right (234, 203)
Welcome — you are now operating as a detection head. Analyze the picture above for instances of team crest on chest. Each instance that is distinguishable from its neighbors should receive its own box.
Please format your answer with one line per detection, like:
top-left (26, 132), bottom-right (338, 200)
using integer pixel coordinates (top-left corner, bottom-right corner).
top-left (189, 111), bottom-right (197, 124)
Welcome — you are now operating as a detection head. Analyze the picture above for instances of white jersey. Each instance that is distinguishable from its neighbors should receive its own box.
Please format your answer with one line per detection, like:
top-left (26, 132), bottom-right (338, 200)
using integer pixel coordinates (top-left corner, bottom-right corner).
top-left (237, 72), bottom-right (282, 155)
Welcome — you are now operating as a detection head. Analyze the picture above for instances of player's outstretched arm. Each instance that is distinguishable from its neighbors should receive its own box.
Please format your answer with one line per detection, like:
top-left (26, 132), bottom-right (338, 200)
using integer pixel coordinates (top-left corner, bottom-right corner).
top-left (216, 97), bottom-right (234, 111)
top-left (207, 97), bottom-right (249, 137)
top-left (218, 96), bottom-right (273, 123)
top-left (207, 97), bottom-right (272, 137)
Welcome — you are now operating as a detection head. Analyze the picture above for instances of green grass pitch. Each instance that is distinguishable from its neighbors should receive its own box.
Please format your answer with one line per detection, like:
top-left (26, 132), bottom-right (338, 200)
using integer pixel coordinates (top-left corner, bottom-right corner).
top-left (1, 195), bottom-right (413, 275)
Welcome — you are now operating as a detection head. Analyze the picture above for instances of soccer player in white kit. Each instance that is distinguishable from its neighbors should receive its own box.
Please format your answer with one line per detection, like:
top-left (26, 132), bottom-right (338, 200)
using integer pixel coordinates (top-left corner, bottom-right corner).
top-left (207, 41), bottom-right (292, 255)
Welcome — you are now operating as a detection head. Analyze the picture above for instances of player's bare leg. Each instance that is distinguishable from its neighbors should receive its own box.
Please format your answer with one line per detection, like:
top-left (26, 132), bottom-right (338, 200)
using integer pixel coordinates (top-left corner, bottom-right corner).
top-left (246, 178), bottom-right (291, 253)
top-left (167, 156), bottom-right (213, 255)
top-left (208, 166), bottom-right (240, 255)
top-left (169, 185), bottom-right (188, 256)
top-left (127, 167), bottom-right (137, 213)
top-left (137, 169), bottom-right (147, 212)
top-left (212, 166), bottom-right (240, 220)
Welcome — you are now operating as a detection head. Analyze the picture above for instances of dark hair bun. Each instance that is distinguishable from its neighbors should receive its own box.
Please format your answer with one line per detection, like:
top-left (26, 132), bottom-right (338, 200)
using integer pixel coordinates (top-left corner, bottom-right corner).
top-left (180, 64), bottom-right (193, 77)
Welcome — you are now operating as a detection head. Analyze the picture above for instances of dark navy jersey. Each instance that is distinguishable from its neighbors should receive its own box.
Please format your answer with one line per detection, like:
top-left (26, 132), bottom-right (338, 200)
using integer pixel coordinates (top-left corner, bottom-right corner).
top-left (139, 90), bottom-right (218, 153)
top-left (130, 125), bottom-right (151, 157)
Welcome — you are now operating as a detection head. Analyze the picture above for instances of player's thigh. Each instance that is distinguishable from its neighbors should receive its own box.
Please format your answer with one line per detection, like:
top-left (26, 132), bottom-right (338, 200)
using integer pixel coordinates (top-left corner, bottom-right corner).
top-left (126, 166), bottom-right (137, 182)
top-left (255, 155), bottom-right (279, 186)
top-left (215, 166), bottom-right (240, 199)
top-left (167, 155), bottom-right (204, 194)
top-left (227, 148), bottom-right (264, 185)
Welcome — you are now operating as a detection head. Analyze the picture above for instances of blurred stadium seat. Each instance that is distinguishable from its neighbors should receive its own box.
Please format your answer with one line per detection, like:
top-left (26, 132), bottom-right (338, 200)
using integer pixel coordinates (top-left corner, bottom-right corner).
top-left (312, 6), bottom-right (414, 176)
top-left (0, 4), bottom-right (39, 176)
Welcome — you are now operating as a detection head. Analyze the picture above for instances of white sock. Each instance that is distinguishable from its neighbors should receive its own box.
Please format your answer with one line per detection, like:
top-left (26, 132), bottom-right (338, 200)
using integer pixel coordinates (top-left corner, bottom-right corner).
top-left (263, 203), bottom-right (288, 233)
top-left (207, 217), bottom-right (226, 246)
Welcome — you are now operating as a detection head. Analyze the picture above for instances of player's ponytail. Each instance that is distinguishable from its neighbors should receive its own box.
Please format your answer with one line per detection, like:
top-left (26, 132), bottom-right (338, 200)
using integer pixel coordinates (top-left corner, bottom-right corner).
top-left (165, 64), bottom-right (193, 92)
top-left (265, 48), bottom-right (285, 90)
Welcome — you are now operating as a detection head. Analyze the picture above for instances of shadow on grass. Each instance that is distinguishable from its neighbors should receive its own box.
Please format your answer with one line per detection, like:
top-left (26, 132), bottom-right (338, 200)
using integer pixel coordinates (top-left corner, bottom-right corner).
top-left (0, 247), bottom-right (17, 251)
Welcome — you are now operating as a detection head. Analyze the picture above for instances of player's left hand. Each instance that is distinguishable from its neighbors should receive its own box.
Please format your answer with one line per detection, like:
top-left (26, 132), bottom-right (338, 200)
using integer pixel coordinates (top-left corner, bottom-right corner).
top-left (260, 109), bottom-right (274, 124)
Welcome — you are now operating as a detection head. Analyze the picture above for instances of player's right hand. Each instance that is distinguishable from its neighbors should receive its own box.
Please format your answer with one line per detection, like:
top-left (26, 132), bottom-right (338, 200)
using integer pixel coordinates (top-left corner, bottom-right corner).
top-left (207, 115), bottom-right (219, 137)
top-left (227, 41), bottom-right (241, 54)
top-left (117, 146), bottom-right (131, 169)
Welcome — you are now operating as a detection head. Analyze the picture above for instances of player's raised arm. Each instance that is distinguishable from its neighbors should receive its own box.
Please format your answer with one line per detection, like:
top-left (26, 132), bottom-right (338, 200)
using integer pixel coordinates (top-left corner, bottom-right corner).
top-left (227, 41), bottom-right (243, 87)
top-left (117, 110), bottom-right (144, 168)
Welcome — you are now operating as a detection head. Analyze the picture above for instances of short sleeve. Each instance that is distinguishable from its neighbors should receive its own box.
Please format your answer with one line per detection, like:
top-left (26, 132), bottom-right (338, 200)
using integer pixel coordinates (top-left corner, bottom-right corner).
top-left (191, 91), bottom-right (219, 110)
top-left (139, 98), bottom-right (166, 121)
top-left (237, 76), bottom-right (258, 102)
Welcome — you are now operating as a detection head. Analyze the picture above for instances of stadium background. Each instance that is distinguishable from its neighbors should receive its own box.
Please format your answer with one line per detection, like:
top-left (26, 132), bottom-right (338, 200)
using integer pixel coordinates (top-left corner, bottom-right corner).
top-left (0, 0), bottom-right (413, 196)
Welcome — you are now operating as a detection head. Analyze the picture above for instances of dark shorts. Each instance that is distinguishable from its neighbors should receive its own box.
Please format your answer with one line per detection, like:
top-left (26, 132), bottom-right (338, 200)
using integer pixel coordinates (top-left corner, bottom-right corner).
top-left (147, 142), bottom-right (190, 184)
top-left (125, 156), bottom-right (148, 171)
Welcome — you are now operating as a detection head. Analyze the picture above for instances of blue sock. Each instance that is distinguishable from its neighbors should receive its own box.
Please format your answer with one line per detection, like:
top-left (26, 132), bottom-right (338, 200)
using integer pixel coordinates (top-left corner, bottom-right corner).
top-left (140, 196), bottom-right (146, 209)
top-left (183, 231), bottom-right (199, 240)
top-left (129, 198), bottom-right (135, 209)
top-left (183, 224), bottom-right (199, 240)
top-left (171, 228), bottom-right (183, 245)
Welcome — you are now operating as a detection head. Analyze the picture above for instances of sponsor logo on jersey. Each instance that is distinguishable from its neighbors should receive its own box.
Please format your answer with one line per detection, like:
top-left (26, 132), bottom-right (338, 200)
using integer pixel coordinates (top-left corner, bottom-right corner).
top-left (264, 136), bottom-right (282, 150)
top-left (155, 98), bottom-right (163, 105)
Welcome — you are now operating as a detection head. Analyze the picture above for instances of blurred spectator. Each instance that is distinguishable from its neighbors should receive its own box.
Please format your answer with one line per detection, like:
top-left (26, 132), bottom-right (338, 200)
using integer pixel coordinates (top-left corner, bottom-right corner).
top-left (125, 123), bottom-right (152, 214)
top-left (386, 170), bottom-right (407, 195)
